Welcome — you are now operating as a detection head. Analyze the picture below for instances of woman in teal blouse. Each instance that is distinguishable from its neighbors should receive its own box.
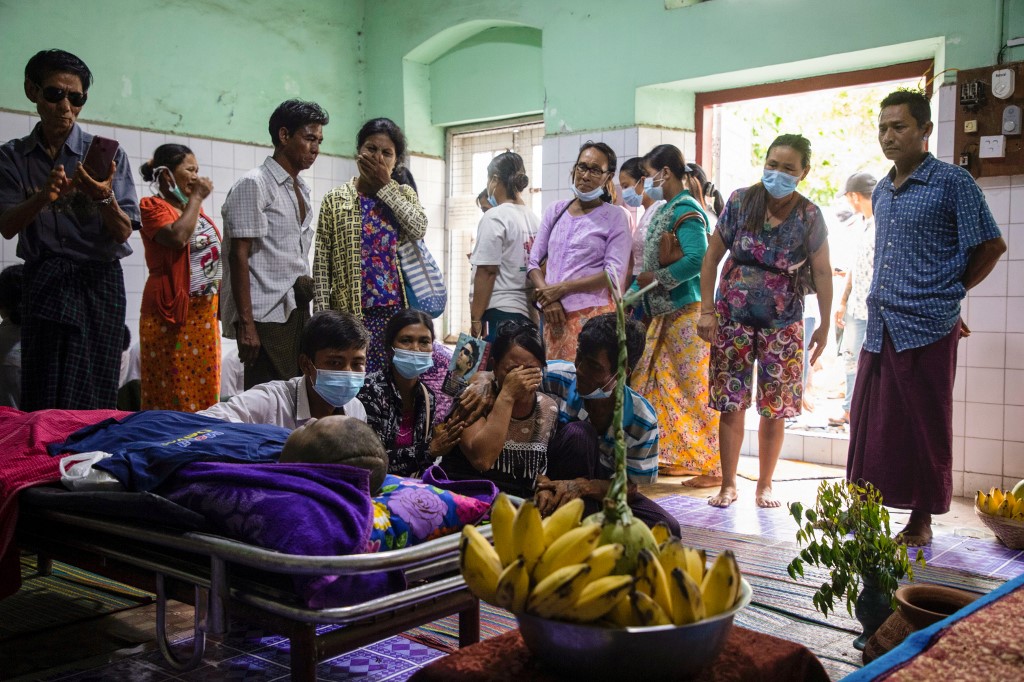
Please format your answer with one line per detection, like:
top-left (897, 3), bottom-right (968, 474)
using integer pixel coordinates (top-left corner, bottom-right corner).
top-left (628, 144), bottom-right (721, 487)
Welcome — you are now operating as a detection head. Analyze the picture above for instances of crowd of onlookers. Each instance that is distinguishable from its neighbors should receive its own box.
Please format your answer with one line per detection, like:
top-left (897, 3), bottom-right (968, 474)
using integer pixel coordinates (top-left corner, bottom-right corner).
top-left (0, 49), bottom-right (1007, 545)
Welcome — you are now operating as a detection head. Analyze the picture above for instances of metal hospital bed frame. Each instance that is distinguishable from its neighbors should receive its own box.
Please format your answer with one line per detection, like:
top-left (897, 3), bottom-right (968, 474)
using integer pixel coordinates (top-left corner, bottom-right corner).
top-left (14, 487), bottom-right (483, 681)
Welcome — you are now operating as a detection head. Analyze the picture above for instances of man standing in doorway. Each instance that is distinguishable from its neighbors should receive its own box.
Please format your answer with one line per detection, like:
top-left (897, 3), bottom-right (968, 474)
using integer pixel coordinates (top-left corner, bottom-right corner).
top-left (0, 49), bottom-right (139, 410)
top-left (847, 90), bottom-right (1006, 546)
top-left (221, 100), bottom-right (329, 390)
top-left (830, 171), bottom-right (877, 428)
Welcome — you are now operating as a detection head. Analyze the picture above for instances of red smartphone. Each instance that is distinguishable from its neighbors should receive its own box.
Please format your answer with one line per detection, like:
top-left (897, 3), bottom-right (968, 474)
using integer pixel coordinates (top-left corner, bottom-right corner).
top-left (82, 136), bottom-right (119, 181)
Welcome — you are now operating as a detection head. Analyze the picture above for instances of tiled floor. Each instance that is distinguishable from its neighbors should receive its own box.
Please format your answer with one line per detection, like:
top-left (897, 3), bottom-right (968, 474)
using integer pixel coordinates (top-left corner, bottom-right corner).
top-left (8, 456), bottom-right (1020, 681)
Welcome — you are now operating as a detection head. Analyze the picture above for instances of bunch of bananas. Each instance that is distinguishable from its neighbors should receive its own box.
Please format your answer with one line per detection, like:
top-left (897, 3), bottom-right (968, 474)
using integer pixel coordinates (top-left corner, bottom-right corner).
top-left (976, 487), bottom-right (1024, 520)
top-left (459, 493), bottom-right (744, 627)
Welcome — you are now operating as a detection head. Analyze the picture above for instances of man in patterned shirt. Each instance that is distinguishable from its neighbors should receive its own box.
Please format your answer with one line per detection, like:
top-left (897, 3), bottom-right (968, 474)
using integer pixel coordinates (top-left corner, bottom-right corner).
top-left (831, 171), bottom-right (877, 427)
top-left (847, 90), bottom-right (1006, 546)
top-left (221, 100), bottom-right (329, 390)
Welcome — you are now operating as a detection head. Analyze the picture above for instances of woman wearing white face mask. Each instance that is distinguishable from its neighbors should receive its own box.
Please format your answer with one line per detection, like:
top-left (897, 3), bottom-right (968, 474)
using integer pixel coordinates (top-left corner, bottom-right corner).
top-left (619, 157), bottom-right (666, 285)
top-left (627, 145), bottom-right (721, 488)
top-left (138, 144), bottom-right (220, 412)
top-left (527, 141), bottom-right (632, 362)
top-left (697, 133), bottom-right (833, 510)
top-left (358, 308), bottom-right (465, 476)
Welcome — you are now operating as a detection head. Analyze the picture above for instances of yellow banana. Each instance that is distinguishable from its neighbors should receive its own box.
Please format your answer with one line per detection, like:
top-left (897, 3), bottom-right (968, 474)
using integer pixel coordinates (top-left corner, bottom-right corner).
top-left (494, 557), bottom-right (530, 614)
top-left (634, 548), bottom-right (673, 617)
top-left (991, 487), bottom-right (1005, 509)
top-left (684, 546), bottom-right (706, 585)
top-left (512, 500), bottom-right (545, 574)
top-left (1015, 496), bottom-right (1024, 517)
top-left (459, 525), bottom-right (502, 603)
top-left (604, 588), bottom-right (638, 627)
top-left (490, 493), bottom-right (517, 567)
top-left (628, 590), bottom-right (672, 626)
top-left (975, 490), bottom-right (988, 513)
top-left (569, 575), bottom-right (634, 622)
top-left (668, 567), bottom-right (706, 625)
top-left (542, 497), bottom-right (585, 546)
top-left (1005, 490), bottom-right (1018, 508)
top-left (657, 538), bottom-right (689, 576)
top-left (997, 499), bottom-right (1013, 519)
top-left (701, 550), bottom-right (741, 617)
top-left (526, 563), bottom-right (592, 619)
top-left (533, 523), bottom-right (602, 581)
top-left (650, 522), bottom-right (672, 547)
top-left (581, 543), bottom-right (624, 583)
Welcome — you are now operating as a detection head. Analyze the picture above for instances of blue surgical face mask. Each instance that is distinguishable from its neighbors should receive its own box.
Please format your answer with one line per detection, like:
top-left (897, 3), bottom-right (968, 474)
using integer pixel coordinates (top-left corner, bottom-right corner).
top-left (621, 185), bottom-right (643, 207)
top-left (152, 166), bottom-right (189, 204)
top-left (392, 348), bottom-right (434, 379)
top-left (313, 369), bottom-right (365, 407)
top-left (571, 183), bottom-right (606, 202)
top-left (761, 169), bottom-right (800, 199)
top-left (643, 175), bottom-right (665, 203)
top-left (579, 375), bottom-right (616, 400)
top-left (486, 178), bottom-right (498, 207)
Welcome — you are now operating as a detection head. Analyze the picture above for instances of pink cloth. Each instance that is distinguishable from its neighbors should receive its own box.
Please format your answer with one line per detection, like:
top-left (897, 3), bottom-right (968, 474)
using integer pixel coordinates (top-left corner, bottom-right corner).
top-left (527, 200), bottom-right (631, 313)
top-left (0, 407), bottom-right (131, 598)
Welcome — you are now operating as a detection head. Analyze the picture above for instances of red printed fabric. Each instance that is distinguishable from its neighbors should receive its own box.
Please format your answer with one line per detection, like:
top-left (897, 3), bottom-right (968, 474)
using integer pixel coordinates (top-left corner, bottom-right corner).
top-left (0, 407), bottom-right (130, 598)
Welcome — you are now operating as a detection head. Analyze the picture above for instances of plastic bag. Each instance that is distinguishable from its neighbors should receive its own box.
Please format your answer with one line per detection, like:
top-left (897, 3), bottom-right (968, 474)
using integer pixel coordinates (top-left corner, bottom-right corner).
top-left (59, 452), bottom-right (123, 491)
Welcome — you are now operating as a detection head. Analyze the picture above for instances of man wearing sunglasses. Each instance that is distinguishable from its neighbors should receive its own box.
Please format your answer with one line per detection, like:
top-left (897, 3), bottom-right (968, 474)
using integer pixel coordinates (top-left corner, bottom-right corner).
top-left (0, 49), bottom-right (140, 411)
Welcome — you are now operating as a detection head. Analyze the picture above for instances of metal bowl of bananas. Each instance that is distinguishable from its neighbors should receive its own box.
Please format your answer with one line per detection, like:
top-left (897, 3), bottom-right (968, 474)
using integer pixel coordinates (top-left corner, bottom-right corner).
top-left (460, 494), bottom-right (752, 681)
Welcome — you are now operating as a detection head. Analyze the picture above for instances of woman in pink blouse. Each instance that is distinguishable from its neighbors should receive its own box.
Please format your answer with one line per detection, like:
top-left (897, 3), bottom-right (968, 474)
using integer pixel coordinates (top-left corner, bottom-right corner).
top-left (527, 141), bottom-right (632, 362)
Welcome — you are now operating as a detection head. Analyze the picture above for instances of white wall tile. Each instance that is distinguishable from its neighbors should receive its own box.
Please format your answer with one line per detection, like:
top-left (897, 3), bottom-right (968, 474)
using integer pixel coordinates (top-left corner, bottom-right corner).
top-left (831, 437), bottom-right (849, 467)
top-left (557, 134), bottom-right (581, 163)
top-left (971, 260), bottom-right (1008, 297)
top-left (1008, 224), bottom-right (1024, 260)
top-left (803, 436), bottom-right (831, 464)
top-left (966, 367), bottom-right (1004, 404)
top-left (984, 186), bottom-right (1011, 224)
top-left (964, 437), bottom-right (1003, 474)
top-left (1008, 334), bottom-right (1024, 369)
top-left (1005, 405), bottom-right (1024, 442)
top-left (953, 399), bottom-right (966, 437)
top-left (952, 435), bottom-right (965, 471)
top-left (938, 85), bottom-right (956, 123)
top-left (965, 401), bottom-right (1003, 439)
top-left (782, 433), bottom-right (803, 460)
top-left (953, 365), bottom-right (966, 401)
top-left (951, 470), bottom-right (965, 499)
top-left (965, 332), bottom-right (1005, 367)
top-left (1008, 297), bottom-right (1024, 333)
top-left (1010, 185), bottom-right (1024, 222)
top-left (964, 471), bottom-right (1000, 497)
top-left (1005, 440), bottom-right (1024, 478)
top-left (966, 296), bottom-right (1006, 332)
top-left (1006, 369), bottom-right (1024, 406)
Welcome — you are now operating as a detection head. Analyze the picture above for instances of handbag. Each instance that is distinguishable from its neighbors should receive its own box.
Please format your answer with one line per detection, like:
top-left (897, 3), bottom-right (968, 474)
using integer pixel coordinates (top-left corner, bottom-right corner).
top-left (398, 239), bottom-right (448, 318)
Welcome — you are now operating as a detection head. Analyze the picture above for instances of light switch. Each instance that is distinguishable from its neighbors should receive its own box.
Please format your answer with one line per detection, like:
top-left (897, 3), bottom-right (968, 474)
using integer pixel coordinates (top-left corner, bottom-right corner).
top-left (993, 68), bottom-right (1016, 99)
top-left (1004, 105), bottom-right (1022, 135)
top-left (979, 135), bottom-right (1007, 158)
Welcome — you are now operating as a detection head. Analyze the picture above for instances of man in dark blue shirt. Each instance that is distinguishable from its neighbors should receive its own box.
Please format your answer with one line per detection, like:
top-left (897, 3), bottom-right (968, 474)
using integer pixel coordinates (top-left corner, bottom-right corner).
top-left (847, 90), bottom-right (1006, 546)
top-left (0, 50), bottom-right (140, 410)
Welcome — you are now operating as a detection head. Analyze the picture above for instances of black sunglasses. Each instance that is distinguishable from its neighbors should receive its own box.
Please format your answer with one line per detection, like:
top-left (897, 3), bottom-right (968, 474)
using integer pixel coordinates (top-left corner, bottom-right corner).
top-left (39, 85), bottom-right (87, 108)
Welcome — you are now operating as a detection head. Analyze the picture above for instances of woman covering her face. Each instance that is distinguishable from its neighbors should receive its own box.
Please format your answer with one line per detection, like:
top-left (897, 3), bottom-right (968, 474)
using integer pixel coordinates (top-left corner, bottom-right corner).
top-left (440, 321), bottom-right (558, 498)
top-left (312, 117), bottom-right (428, 373)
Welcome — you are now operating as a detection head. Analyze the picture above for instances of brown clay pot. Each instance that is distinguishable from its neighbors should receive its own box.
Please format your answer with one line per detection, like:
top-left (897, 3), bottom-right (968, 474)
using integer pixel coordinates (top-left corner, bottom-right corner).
top-left (895, 584), bottom-right (978, 630)
top-left (862, 584), bottom-right (979, 664)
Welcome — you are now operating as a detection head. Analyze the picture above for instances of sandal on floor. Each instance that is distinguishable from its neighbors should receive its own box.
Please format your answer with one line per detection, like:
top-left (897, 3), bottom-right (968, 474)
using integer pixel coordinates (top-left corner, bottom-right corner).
top-left (828, 416), bottom-right (849, 426)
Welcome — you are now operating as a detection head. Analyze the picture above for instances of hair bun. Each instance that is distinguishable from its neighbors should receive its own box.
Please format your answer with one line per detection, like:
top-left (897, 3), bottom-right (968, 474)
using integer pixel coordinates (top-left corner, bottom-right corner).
top-left (513, 172), bottom-right (529, 192)
top-left (140, 160), bottom-right (155, 182)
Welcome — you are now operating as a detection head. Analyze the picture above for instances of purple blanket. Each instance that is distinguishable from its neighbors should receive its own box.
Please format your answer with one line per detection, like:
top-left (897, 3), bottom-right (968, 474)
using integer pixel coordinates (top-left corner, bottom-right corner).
top-left (161, 461), bottom-right (404, 608)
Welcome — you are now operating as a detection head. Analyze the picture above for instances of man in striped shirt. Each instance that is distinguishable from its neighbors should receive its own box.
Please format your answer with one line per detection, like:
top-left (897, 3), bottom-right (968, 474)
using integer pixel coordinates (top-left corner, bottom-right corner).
top-left (534, 313), bottom-right (677, 535)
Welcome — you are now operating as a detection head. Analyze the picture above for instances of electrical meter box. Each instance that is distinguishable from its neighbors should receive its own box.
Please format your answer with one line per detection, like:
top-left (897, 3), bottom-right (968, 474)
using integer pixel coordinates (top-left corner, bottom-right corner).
top-left (954, 62), bottom-right (1024, 177)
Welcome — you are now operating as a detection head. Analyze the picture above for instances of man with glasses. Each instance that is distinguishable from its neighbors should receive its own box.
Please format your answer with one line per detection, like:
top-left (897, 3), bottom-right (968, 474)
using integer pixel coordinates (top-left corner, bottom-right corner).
top-left (0, 49), bottom-right (139, 410)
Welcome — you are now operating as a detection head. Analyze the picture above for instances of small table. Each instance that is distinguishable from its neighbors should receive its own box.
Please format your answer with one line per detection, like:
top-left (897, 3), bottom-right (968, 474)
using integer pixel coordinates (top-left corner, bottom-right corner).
top-left (410, 625), bottom-right (830, 681)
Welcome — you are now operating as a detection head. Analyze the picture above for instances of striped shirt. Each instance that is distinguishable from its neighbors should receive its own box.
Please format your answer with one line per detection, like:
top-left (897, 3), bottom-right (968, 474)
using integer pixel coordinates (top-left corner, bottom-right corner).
top-left (220, 157), bottom-right (314, 334)
top-left (867, 154), bottom-right (1001, 352)
top-left (542, 360), bottom-right (659, 484)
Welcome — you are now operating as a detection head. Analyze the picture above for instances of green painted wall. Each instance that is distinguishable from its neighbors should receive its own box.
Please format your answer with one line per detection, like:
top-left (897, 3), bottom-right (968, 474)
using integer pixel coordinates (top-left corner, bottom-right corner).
top-left (429, 26), bottom-right (543, 127)
top-left (0, 0), bottom-right (365, 156)
top-left (364, 0), bottom-right (1005, 156)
